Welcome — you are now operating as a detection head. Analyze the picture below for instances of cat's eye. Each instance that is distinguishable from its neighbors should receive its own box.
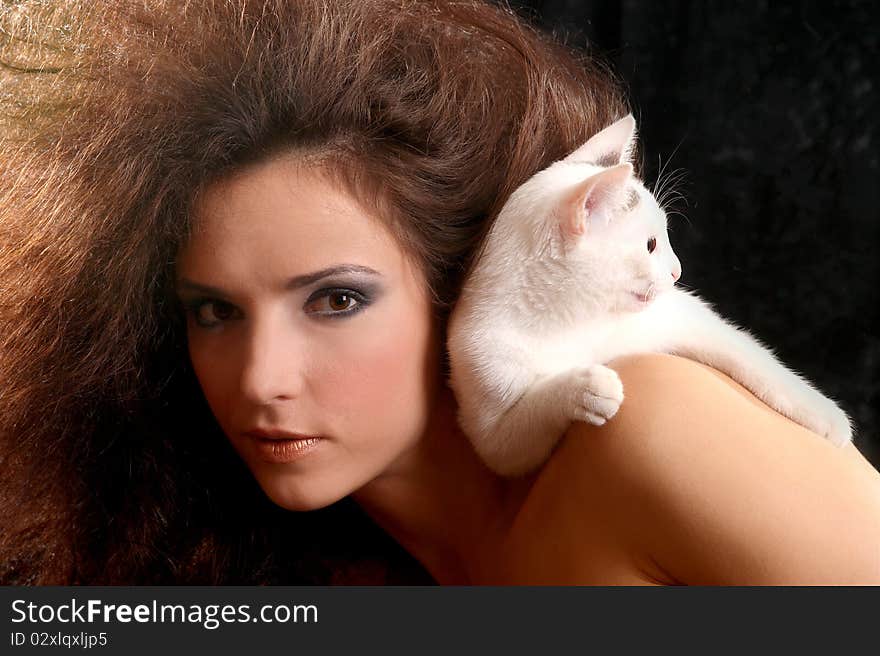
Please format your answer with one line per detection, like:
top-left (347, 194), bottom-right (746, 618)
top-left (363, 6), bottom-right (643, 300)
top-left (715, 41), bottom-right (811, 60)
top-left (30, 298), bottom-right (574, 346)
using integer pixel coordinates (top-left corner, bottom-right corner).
top-left (647, 237), bottom-right (657, 253)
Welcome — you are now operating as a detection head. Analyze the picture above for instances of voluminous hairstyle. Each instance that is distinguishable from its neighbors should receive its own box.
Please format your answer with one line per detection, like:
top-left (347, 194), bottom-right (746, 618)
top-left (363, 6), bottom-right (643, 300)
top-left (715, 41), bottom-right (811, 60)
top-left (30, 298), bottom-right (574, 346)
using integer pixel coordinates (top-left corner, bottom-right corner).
top-left (0, 0), bottom-right (629, 583)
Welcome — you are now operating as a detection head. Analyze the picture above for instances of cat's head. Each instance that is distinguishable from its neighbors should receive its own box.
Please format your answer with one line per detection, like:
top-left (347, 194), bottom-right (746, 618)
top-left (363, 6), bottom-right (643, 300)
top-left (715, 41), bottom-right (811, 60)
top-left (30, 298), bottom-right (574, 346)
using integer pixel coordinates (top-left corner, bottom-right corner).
top-left (517, 114), bottom-right (682, 316)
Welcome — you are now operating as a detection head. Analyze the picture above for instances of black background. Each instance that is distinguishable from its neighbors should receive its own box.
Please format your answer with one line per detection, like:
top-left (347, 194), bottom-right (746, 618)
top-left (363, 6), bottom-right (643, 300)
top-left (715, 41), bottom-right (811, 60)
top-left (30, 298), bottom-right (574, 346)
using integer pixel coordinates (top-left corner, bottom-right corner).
top-left (513, 0), bottom-right (879, 466)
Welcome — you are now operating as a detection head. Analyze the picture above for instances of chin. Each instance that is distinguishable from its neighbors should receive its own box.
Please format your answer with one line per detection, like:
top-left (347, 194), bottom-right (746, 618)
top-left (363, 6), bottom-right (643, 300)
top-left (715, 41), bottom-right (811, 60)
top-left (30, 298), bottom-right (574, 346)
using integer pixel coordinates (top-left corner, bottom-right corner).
top-left (256, 473), bottom-right (353, 512)
top-left (263, 486), bottom-right (347, 512)
top-left (614, 293), bottom-right (651, 314)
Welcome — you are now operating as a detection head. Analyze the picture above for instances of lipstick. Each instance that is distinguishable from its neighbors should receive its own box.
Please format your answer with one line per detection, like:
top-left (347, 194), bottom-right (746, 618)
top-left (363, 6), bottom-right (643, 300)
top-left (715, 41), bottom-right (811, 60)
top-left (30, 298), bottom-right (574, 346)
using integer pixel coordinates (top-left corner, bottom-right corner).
top-left (243, 428), bottom-right (323, 464)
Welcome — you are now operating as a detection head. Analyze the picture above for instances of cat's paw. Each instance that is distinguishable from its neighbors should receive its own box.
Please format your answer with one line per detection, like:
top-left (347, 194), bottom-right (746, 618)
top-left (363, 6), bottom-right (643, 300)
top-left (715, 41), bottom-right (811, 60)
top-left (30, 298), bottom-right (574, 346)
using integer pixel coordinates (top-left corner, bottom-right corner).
top-left (796, 395), bottom-right (853, 447)
top-left (565, 364), bottom-right (624, 426)
top-left (818, 401), bottom-right (853, 447)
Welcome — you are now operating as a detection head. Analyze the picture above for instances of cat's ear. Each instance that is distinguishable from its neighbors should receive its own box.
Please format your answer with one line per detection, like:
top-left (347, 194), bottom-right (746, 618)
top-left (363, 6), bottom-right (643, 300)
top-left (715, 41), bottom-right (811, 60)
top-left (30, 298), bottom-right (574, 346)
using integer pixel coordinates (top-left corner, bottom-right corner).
top-left (563, 114), bottom-right (637, 166)
top-left (562, 163), bottom-right (633, 237)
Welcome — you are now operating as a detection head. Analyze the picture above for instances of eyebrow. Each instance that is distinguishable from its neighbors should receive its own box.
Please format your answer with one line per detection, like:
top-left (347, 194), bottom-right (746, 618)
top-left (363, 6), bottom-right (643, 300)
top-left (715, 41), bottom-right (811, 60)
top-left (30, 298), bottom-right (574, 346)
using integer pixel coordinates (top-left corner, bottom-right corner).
top-left (176, 264), bottom-right (382, 297)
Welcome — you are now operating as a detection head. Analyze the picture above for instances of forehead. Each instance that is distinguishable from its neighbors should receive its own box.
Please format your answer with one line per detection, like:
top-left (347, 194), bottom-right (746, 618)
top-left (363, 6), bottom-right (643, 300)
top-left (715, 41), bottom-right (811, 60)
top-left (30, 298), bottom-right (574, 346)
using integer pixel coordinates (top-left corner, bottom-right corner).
top-left (607, 186), bottom-right (666, 237)
top-left (190, 157), bottom-right (388, 251)
top-left (177, 156), bottom-right (416, 288)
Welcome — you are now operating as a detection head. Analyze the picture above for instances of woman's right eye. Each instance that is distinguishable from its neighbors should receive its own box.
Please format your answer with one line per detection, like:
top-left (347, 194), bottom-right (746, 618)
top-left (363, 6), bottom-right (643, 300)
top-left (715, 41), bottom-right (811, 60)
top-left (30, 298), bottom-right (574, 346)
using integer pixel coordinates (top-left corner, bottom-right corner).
top-left (185, 299), bottom-right (239, 328)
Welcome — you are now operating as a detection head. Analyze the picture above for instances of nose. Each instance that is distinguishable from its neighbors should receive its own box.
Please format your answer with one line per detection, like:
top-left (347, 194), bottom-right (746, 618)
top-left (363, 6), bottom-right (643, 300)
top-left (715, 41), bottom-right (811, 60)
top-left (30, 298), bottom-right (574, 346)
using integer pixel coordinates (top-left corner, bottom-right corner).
top-left (238, 314), bottom-right (305, 405)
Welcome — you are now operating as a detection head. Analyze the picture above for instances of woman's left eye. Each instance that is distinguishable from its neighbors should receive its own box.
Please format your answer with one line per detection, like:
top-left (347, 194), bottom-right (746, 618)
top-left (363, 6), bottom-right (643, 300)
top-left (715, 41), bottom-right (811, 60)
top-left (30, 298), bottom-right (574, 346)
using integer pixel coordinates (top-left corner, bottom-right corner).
top-left (304, 289), bottom-right (368, 318)
top-left (183, 298), bottom-right (240, 329)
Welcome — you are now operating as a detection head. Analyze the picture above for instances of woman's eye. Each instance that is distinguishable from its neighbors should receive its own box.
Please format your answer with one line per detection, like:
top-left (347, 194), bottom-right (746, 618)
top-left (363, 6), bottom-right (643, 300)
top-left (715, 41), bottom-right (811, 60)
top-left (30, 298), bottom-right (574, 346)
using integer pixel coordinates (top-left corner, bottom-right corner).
top-left (183, 288), bottom-right (369, 327)
top-left (329, 293), bottom-right (355, 311)
top-left (304, 289), bottom-right (367, 318)
top-left (647, 237), bottom-right (657, 253)
top-left (185, 299), bottom-right (238, 328)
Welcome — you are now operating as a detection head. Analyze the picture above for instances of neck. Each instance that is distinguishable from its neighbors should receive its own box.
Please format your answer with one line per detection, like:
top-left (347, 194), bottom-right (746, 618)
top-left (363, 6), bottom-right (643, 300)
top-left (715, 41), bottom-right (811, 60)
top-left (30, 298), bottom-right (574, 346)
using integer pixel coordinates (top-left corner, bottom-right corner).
top-left (351, 384), bottom-right (534, 584)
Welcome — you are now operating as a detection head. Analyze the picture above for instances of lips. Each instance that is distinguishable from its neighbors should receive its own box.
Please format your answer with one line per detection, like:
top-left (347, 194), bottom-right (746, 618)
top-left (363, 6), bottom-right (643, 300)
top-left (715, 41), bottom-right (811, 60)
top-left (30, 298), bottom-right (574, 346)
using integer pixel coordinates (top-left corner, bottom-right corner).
top-left (632, 282), bottom-right (662, 304)
top-left (242, 428), bottom-right (324, 464)
top-left (243, 427), bottom-right (322, 441)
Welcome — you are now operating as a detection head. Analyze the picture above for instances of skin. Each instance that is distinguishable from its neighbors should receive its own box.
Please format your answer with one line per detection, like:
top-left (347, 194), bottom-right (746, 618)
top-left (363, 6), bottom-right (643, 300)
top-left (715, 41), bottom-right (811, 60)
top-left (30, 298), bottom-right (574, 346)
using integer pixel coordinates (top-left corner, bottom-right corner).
top-left (502, 356), bottom-right (880, 584)
top-left (176, 154), bottom-right (880, 585)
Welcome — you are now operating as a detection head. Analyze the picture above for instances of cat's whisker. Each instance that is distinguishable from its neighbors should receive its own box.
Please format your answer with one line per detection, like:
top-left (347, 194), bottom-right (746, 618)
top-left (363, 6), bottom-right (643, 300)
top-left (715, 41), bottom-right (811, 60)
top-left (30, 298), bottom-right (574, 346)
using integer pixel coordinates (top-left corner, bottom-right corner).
top-left (653, 167), bottom-right (689, 213)
top-left (651, 156), bottom-right (666, 198)
top-left (651, 138), bottom-right (685, 196)
top-left (655, 166), bottom-right (691, 234)
top-left (654, 153), bottom-right (671, 192)
top-left (657, 170), bottom-right (688, 197)
top-left (665, 210), bottom-right (693, 229)
top-left (660, 192), bottom-right (687, 209)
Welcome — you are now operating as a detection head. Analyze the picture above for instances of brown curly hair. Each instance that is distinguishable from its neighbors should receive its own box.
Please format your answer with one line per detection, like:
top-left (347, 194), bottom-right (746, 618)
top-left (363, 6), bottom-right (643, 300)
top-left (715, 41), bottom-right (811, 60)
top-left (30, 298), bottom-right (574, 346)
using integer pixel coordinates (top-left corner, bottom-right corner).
top-left (0, 0), bottom-right (629, 584)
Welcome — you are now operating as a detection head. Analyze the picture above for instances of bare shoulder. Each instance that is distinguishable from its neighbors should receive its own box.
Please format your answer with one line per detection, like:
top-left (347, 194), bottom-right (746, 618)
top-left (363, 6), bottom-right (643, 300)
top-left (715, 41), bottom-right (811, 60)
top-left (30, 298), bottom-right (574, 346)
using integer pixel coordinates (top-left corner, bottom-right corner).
top-left (536, 353), bottom-right (880, 585)
top-left (558, 353), bottom-right (878, 485)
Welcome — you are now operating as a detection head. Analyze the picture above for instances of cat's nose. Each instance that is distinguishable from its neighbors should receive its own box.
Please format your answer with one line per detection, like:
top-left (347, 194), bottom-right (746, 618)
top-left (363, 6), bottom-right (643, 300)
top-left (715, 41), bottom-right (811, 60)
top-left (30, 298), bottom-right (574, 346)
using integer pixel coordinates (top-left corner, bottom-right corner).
top-left (671, 270), bottom-right (680, 282)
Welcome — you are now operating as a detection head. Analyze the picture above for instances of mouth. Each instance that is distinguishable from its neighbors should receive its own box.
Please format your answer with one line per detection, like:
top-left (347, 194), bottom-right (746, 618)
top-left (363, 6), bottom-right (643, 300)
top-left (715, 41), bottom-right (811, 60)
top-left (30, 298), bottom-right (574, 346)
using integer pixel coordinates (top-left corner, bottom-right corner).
top-left (245, 427), bottom-right (321, 440)
top-left (243, 428), bottom-right (324, 464)
top-left (631, 283), bottom-right (656, 304)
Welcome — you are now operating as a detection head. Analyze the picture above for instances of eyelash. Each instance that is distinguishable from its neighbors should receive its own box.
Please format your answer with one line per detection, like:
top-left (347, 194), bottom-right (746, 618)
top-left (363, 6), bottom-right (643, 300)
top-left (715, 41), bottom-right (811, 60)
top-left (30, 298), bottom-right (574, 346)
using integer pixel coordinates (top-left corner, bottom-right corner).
top-left (306, 287), bottom-right (371, 319)
top-left (181, 287), bottom-right (371, 329)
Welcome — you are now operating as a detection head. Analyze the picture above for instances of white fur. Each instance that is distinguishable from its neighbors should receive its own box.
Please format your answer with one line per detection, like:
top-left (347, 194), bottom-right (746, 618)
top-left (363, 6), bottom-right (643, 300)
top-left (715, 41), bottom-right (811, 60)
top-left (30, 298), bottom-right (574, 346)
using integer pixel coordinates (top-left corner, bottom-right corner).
top-left (447, 114), bottom-right (853, 476)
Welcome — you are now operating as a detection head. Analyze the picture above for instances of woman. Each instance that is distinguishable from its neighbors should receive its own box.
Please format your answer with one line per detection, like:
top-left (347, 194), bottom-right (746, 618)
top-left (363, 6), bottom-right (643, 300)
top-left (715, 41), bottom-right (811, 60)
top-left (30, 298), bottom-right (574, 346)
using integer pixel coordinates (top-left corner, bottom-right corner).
top-left (1, 0), bottom-right (878, 585)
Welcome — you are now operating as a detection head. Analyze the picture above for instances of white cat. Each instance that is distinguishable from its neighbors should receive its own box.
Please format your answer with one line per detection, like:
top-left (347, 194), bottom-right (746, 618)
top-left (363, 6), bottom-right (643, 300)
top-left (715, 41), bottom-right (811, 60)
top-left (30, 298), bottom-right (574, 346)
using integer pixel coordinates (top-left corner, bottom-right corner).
top-left (447, 114), bottom-right (853, 476)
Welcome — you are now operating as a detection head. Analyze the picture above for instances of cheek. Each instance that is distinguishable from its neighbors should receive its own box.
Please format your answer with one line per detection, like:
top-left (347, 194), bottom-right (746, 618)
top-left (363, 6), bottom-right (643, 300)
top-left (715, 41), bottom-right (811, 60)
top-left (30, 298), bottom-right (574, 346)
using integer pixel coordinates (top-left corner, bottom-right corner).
top-left (621, 251), bottom-right (650, 280)
top-left (313, 304), bottom-right (437, 435)
top-left (186, 333), bottom-right (234, 421)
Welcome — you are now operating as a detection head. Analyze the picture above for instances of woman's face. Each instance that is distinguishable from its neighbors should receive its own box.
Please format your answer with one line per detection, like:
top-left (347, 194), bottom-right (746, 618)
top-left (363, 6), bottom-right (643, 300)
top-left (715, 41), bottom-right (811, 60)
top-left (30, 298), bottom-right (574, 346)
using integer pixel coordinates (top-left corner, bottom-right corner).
top-left (175, 155), bottom-right (441, 511)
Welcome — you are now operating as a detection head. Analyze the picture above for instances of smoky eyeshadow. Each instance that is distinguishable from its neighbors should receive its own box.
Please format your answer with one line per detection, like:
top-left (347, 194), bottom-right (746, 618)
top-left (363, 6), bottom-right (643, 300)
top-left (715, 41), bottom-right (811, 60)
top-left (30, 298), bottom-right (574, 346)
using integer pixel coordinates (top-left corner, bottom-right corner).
top-left (304, 277), bottom-right (385, 303)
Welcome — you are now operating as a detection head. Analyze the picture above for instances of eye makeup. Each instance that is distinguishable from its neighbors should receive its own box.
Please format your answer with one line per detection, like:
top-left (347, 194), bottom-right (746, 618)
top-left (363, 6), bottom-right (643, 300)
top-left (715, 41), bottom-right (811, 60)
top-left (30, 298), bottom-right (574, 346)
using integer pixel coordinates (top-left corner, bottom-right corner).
top-left (175, 264), bottom-right (383, 300)
top-left (303, 281), bottom-right (382, 319)
top-left (176, 276), bottom-right (385, 328)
